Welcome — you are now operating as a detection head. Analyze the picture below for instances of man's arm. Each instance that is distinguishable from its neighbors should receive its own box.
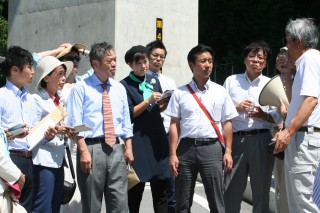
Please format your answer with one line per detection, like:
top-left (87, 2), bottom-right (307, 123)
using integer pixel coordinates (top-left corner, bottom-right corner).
top-left (222, 120), bottom-right (233, 172)
top-left (274, 96), bottom-right (318, 153)
top-left (124, 138), bottom-right (134, 165)
top-left (169, 116), bottom-right (180, 177)
top-left (74, 136), bottom-right (91, 174)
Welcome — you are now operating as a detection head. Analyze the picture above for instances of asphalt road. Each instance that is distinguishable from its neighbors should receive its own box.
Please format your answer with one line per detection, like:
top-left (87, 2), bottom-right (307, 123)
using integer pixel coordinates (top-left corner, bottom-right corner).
top-left (140, 182), bottom-right (253, 212)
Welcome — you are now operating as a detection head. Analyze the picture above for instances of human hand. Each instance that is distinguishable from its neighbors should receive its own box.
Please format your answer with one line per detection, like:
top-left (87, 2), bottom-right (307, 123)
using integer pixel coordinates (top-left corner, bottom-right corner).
top-left (55, 125), bottom-right (75, 138)
top-left (169, 155), bottom-right (179, 177)
top-left (236, 100), bottom-right (254, 112)
top-left (278, 98), bottom-right (287, 119)
top-left (44, 126), bottom-right (57, 140)
top-left (17, 173), bottom-right (25, 191)
top-left (79, 149), bottom-right (92, 174)
top-left (124, 148), bottom-right (134, 165)
top-left (147, 92), bottom-right (162, 104)
top-left (223, 152), bottom-right (233, 173)
top-left (13, 124), bottom-right (29, 139)
top-left (272, 128), bottom-right (292, 153)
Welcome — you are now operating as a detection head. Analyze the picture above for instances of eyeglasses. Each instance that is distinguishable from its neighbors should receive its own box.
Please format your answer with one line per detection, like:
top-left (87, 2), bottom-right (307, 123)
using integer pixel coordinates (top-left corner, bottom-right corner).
top-left (64, 56), bottom-right (81, 62)
top-left (247, 54), bottom-right (266, 62)
top-left (151, 53), bottom-right (166, 60)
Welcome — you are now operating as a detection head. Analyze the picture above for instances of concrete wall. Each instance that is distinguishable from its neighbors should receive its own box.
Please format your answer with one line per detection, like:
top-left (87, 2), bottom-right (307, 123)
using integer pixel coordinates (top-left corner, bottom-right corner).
top-left (8, 0), bottom-right (197, 90)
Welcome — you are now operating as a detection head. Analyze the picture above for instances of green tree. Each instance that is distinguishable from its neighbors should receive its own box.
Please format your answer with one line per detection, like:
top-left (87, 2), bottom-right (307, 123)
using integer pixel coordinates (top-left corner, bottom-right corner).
top-left (199, 0), bottom-right (320, 85)
top-left (0, 0), bottom-right (8, 87)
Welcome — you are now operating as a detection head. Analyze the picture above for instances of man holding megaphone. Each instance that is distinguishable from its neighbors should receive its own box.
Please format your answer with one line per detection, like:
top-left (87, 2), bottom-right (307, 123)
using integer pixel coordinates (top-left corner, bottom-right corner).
top-left (273, 18), bottom-right (320, 213)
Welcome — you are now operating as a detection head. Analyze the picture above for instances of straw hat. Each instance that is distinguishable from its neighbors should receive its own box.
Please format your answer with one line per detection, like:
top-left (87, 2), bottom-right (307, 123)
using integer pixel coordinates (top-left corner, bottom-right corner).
top-left (35, 56), bottom-right (73, 90)
top-left (56, 43), bottom-right (87, 59)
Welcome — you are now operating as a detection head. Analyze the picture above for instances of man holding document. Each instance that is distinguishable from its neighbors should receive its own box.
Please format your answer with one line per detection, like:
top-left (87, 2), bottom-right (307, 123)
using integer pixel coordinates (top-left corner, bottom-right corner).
top-left (67, 42), bottom-right (134, 213)
top-left (0, 46), bottom-right (37, 212)
top-left (146, 40), bottom-right (177, 213)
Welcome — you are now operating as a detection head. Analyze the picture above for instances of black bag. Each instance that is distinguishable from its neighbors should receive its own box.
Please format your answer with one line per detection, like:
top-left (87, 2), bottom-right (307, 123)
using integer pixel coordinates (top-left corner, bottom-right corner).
top-left (62, 141), bottom-right (77, 205)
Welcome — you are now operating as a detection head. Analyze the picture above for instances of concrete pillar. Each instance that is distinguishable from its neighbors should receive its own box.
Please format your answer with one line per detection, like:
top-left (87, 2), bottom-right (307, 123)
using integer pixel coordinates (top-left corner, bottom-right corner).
top-left (8, 0), bottom-right (197, 90)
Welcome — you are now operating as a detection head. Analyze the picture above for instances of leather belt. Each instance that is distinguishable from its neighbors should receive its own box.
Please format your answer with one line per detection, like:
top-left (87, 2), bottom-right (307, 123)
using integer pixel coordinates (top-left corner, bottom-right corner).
top-left (297, 126), bottom-right (320, 132)
top-left (181, 137), bottom-right (218, 146)
top-left (85, 137), bottom-right (120, 144)
top-left (9, 150), bottom-right (32, 158)
top-left (233, 129), bottom-right (270, 136)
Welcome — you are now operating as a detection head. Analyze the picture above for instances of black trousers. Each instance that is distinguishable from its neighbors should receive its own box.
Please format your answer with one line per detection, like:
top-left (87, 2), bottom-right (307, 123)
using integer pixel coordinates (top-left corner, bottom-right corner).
top-left (128, 180), bottom-right (169, 213)
top-left (10, 155), bottom-right (34, 213)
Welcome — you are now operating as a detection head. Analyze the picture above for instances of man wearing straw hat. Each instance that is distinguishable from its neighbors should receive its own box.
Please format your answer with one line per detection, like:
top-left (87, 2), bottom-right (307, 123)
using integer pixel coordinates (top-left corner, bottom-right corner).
top-left (67, 42), bottom-right (133, 213)
top-left (273, 18), bottom-right (320, 213)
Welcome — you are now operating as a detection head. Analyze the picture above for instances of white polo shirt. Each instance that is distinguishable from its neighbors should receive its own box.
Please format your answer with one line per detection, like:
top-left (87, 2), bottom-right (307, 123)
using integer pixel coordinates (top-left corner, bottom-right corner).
top-left (285, 49), bottom-right (320, 128)
top-left (166, 79), bottom-right (238, 141)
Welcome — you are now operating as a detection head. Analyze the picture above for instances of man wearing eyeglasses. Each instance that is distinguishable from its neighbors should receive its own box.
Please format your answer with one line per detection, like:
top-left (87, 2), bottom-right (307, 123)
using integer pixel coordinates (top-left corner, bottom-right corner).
top-left (223, 41), bottom-right (282, 213)
top-left (146, 40), bottom-right (176, 213)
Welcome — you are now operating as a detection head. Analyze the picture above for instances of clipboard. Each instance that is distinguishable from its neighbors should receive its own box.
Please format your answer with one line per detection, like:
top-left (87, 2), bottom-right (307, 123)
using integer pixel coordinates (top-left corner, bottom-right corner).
top-left (27, 105), bottom-right (66, 151)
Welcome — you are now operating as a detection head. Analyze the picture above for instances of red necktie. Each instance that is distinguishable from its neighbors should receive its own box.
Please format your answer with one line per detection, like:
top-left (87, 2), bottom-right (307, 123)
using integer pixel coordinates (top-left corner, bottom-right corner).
top-left (102, 84), bottom-right (116, 147)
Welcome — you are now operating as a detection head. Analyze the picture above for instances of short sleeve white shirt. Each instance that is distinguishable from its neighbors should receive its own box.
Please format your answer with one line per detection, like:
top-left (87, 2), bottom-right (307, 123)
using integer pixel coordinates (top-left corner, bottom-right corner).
top-left (223, 72), bottom-right (282, 132)
top-left (285, 49), bottom-right (320, 127)
top-left (166, 79), bottom-right (238, 141)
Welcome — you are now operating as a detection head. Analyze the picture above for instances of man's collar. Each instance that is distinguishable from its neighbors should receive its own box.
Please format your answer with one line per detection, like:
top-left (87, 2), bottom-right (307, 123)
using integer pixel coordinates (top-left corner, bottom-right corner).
top-left (5, 80), bottom-right (27, 97)
top-left (147, 70), bottom-right (160, 77)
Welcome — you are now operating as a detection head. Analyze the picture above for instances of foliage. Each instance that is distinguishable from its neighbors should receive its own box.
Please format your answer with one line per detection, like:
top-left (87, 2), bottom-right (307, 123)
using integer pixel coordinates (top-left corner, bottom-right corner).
top-left (0, 0), bottom-right (8, 86)
top-left (199, 0), bottom-right (320, 85)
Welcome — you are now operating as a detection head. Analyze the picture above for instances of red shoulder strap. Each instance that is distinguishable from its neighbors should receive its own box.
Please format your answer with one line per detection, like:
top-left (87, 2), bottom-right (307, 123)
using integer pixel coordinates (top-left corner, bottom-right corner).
top-left (186, 84), bottom-right (225, 145)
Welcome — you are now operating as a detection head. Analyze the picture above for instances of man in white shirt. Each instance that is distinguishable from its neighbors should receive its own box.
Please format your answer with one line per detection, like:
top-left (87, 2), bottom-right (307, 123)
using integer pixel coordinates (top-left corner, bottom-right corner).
top-left (0, 46), bottom-right (37, 212)
top-left (273, 18), bottom-right (320, 213)
top-left (223, 41), bottom-right (282, 213)
top-left (146, 40), bottom-right (176, 213)
top-left (166, 44), bottom-right (238, 213)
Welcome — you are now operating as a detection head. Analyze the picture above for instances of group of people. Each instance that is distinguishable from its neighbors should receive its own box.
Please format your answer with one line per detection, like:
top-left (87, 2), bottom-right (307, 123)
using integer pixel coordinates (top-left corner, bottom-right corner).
top-left (0, 17), bottom-right (320, 213)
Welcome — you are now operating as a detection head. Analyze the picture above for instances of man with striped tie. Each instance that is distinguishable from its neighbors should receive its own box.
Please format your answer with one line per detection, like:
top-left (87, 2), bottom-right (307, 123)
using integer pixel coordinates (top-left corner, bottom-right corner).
top-left (67, 42), bottom-right (134, 213)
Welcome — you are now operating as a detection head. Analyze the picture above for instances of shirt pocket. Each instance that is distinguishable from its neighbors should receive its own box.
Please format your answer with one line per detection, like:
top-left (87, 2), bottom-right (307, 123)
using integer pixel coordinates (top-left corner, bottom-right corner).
top-left (205, 102), bottom-right (223, 121)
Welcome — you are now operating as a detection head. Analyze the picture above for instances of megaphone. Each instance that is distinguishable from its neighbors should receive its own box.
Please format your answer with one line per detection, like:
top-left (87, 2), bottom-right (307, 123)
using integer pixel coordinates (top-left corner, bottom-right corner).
top-left (258, 75), bottom-right (289, 108)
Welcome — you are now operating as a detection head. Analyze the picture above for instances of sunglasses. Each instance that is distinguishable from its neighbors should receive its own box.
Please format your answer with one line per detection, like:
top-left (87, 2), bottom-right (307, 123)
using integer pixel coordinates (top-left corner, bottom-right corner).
top-left (64, 56), bottom-right (81, 62)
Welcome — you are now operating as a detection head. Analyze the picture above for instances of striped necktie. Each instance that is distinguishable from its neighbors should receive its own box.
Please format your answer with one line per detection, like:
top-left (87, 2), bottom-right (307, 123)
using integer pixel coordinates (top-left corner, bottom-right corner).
top-left (313, 165), bottom-right (320, 209)
top-left (101, 84), bottom-right (116, 147)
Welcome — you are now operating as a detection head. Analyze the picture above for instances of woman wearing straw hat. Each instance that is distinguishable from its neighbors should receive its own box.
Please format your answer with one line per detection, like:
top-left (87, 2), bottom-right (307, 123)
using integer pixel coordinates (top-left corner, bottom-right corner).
top-left (31, 56), bottom-right (74, 213)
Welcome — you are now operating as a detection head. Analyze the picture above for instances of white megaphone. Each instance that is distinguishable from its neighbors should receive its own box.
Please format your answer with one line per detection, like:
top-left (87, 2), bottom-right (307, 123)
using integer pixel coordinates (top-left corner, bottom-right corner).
top-left (258, 75), bottom-right (289, 108)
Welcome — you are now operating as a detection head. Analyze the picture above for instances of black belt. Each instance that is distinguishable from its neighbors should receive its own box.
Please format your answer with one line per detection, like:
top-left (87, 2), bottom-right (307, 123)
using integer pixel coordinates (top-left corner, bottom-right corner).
top-left (9, 150), bottom-right (32, 158)
top-left (85, 137), bottom-right (120, 144)
top-left (297, 126), bottom-right (320, 132)
top-left (181, 137), bottom-right (218, 146)
top-left (233, 129), bottom-right (270, 136)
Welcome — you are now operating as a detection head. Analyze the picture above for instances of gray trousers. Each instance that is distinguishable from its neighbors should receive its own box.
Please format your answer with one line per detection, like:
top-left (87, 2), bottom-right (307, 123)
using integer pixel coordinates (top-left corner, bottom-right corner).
top-left (224, 131), bottom-right (274, 213)
top-left (284, 131), bottom-right (320, 213)
top-left (175, 140), bottom-right (225, 213)
top-left (77, 142), bottom-right (128, 213)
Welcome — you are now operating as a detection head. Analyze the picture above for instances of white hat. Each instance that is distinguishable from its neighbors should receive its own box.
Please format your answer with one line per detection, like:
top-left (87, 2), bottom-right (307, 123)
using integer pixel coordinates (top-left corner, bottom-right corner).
top-left (35, 56), bottom-right (73, 90)
top-left (56, 43), bottom-right (87, 59)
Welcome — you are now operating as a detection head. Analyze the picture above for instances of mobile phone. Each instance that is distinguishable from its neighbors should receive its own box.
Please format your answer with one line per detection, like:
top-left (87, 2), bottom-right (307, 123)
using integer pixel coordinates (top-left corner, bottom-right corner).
top-left (8, 124), bottom-right (25, 137)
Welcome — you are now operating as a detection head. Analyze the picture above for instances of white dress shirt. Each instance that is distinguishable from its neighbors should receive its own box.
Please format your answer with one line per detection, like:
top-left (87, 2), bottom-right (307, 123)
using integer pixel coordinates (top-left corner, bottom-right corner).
top-left (166, 79), bottom-right (238, 142)
top-left (286, 49), bottom-right (320, 128)
top-left (224, 72), bottom-right (282, 132)
top-left (147, 70), bottom-right (176, 133)
top-left (0, 130), bottom-right (20, 195)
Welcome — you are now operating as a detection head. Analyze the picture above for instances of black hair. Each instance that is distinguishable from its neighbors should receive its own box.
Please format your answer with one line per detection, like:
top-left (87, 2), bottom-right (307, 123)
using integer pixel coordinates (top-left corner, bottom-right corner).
top-left (146, 40), bottom-right (167, 56)
top-left (89, 42), bottom-right (113, 67)
top-left (187, 44), bottom-right (214, 63)
top-left (243, 41), bottom-right (272, 62)
top-left (0, 46), bottom-right (33, 77)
